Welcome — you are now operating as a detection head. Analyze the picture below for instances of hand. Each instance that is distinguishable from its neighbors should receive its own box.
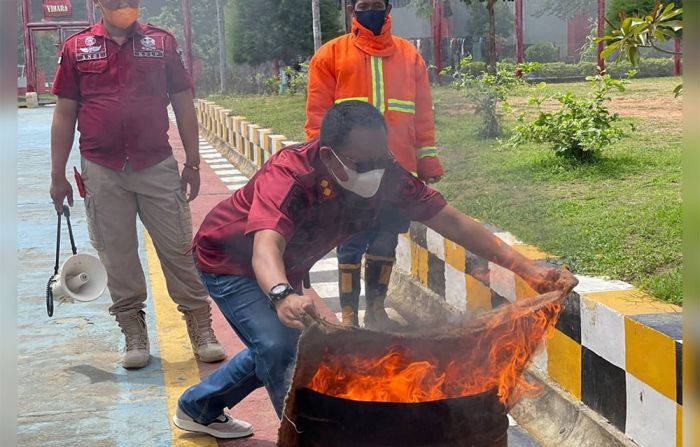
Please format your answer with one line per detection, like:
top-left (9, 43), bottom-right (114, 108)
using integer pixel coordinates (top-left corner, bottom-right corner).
top-left (274, 294), bottom-right (320, 330)
top-left (425, 176), bottom-right (442, 184)
top-left (180, 166), bottom-right (200, 202)
top-left (523, 263), bottom-right (578, 297)
top-left (50, 176), bottom-right (74, 213)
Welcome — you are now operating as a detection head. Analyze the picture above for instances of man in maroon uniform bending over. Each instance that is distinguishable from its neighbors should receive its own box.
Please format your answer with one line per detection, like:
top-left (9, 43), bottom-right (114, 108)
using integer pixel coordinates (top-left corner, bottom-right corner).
top-left (171, 101), bottom-right (577, 439)
top-left (49, 0), bottom-right (224, 369)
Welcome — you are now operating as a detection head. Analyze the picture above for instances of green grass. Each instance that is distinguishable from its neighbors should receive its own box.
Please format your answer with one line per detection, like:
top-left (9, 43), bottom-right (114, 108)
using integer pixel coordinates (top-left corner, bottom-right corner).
top-left (209, 94), bottom-right (308, 142)
top-left (207, 76), bottom-right (682, 304)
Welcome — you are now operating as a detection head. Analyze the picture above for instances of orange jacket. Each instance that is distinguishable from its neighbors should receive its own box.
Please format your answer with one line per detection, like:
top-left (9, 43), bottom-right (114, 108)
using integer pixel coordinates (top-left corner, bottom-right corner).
top-left (305, 16), bottom-right (444, 180)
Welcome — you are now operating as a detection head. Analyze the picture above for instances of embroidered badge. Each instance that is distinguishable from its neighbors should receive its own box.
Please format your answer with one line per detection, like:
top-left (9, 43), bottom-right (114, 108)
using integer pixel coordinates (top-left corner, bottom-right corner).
top-left (133, 35), bottom-right (165, 58)
top-left (75, 35), bottom-right (107, 61)
top-left (319, 178), bottom-right (335, 200)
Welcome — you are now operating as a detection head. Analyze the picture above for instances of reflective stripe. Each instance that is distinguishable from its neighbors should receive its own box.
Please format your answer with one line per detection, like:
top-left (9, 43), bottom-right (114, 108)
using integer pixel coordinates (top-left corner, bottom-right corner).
top-left (387, 99), bottom-right (416, 114)
top-left (370, 56), bottom-right (385, 114)
top-left (335, 97), bottom-right (369, 104)
top-left (416, 147), bottom-right (438, 158)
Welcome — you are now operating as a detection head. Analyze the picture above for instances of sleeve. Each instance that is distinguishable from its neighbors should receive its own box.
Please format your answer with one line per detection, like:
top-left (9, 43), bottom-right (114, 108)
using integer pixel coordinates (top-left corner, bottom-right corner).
top-left (389, 168), bottom-right (447, 222)
top-left (304, 48), bottom-right (337, 141)
top-left (244, 166), bottom-right (305, 241)
top-left (51, 43), bottom-right (80, 100)
top-left (413, 54), bottom-right (445, 180)
top-left (165, 35), bottom-right (194, 94)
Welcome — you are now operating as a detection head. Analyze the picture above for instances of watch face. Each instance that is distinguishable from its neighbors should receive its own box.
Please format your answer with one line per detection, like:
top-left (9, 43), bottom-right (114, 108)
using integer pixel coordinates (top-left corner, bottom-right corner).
top-left (271, 284), bottom-right (289, 295)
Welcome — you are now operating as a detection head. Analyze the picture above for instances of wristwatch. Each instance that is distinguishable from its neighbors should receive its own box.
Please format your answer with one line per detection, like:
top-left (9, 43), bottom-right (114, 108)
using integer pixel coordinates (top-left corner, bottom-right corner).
top-left (268, 283), bottom-right (295, 303)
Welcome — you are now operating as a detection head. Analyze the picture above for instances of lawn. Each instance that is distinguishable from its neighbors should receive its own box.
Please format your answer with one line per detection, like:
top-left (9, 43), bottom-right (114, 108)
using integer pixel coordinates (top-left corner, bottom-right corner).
top-left (208, 76), bottom-right (682, 304)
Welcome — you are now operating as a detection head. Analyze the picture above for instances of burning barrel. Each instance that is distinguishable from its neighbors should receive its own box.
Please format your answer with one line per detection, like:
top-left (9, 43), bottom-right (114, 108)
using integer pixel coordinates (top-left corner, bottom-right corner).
top-left (278, 291), bottom-right (566, 447)
top-left (294, 387), bottom-right (508, 447)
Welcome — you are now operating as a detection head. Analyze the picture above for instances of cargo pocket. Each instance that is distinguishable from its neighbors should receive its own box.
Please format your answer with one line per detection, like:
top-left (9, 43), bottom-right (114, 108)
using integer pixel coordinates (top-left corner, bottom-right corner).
top-left (84, 194), bottom-right (105, 251)
top-left (175, 190), bottom-right (193, 248)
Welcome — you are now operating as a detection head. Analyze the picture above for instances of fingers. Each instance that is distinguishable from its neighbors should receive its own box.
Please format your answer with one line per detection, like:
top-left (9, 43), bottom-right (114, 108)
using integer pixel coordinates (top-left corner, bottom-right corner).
top-left (180, 176), bottom-right (188, 195)
top-left (67, 188), bottom-right (74, 207)
top-left (188, 180), bottom-right (200, 202)
top-left (301, 299), bottom-right (319, 319)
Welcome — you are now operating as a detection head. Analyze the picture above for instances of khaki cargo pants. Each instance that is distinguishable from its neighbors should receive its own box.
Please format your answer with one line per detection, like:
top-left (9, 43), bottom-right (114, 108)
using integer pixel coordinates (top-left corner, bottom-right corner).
top-left (81, 155), bottom-right (209, 315)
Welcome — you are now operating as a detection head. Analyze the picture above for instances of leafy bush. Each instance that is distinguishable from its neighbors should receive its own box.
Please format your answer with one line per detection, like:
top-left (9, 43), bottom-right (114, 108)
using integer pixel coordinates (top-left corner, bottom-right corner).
top-left (525, 42), bottom-right (560, 63)
top-left (450, 58), bottom-right (674, 82)
top-left (523, 58), bottom-right (674, 80)
top-left (443, 57), bottom-right (539, 138)
top-left (509, 74), bottom-right (633, 160)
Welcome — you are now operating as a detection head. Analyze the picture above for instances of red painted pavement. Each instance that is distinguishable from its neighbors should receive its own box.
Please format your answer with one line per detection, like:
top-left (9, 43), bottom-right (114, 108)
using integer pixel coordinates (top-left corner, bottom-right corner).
top-left (170, 125), bottom-right (280, 446)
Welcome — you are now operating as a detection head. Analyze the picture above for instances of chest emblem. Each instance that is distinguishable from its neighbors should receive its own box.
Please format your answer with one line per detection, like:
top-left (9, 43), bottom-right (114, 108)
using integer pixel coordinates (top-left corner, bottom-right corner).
top-left (319, 178), bottom-right (336, 200)
top-left (133, 35), bottom-right (165, 58)
top-left (75, 35), bottom-right (107, 61)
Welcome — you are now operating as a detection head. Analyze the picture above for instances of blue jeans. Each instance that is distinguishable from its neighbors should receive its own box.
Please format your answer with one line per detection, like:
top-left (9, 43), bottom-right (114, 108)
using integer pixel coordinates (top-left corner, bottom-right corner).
top-left (179, 272), bottom-right (300, 422)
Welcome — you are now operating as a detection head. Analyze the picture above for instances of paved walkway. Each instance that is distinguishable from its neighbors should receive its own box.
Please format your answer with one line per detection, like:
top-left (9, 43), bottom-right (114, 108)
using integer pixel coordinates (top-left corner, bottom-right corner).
top-left (16, 107), bottom-right (540, 447)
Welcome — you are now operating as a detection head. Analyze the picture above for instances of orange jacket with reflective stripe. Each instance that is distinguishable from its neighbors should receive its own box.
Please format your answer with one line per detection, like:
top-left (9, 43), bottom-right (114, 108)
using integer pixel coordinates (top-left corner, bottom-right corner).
top-left (305, 16), bottom-right (444, 179)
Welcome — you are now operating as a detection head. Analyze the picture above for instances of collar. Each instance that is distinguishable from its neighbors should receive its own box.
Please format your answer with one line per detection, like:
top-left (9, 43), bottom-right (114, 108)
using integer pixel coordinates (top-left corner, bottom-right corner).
top-left (91, 20), bottom-right (148, 40)
top-left (350, 16), bottom-right (396, 57)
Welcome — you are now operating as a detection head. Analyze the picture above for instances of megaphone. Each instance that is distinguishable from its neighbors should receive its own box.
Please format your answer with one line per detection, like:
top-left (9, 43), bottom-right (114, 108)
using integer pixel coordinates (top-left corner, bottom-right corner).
top-left (51, 253), bottom-right (108, 303)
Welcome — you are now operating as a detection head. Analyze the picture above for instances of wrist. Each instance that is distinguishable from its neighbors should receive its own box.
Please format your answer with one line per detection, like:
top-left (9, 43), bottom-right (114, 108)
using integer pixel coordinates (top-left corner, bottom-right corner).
top-left (183, 162), bottom-right (200, 172)
top-left (51, 172), bottom-right (68, 182)
top-left (185, 155), bottom-right (200, 165)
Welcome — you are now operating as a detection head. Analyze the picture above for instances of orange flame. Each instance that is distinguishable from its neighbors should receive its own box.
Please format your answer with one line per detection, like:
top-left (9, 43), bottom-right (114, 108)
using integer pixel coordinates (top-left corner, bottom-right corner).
top-left (308, 296), bottom-right (562, 407)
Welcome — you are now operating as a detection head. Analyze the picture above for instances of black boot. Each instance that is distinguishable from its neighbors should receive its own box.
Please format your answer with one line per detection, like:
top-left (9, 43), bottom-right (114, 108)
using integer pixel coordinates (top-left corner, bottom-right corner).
top-left (364, 256), bottom-right (402, 331)
top-left (338, 263), bottom-right (361, 326)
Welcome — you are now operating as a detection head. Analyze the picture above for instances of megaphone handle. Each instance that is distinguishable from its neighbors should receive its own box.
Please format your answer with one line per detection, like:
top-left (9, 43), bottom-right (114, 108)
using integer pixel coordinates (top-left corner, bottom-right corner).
top-left (63, 205), bottom-right (77, 256)
top-left (54, 212), bottom-right (62, 275)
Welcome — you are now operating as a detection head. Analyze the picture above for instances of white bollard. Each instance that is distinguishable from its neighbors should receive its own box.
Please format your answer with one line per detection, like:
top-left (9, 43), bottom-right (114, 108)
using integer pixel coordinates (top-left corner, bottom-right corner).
top-left (25, 92), bottom-right (39, 108)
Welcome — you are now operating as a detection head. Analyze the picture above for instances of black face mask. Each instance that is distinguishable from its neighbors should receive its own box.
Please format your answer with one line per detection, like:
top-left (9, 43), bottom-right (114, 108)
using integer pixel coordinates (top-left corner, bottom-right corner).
top-left (355, 10), bottom-right (386, 36)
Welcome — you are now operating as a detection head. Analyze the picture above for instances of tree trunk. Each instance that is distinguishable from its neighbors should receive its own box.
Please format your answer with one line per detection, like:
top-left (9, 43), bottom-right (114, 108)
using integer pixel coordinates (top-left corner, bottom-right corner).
top-left (486, 0), bottom-right (497, 74)
top-left (215, 0), bottom-right (228, 93)
top-left (312, 0), bottom-right (322, 52)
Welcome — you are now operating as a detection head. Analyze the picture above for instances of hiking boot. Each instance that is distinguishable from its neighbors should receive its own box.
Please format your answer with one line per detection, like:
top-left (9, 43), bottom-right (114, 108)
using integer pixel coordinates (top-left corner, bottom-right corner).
top-left (338, 263), bottom-right (361, 327)
top-left (364, 256), bottom-right (402, 331)
top-left (183, 306), bottom-right (226, 363)
top-left (115, 309), bottom-right (150, 369)
top-left (173, 403), bottom-right (253, 439)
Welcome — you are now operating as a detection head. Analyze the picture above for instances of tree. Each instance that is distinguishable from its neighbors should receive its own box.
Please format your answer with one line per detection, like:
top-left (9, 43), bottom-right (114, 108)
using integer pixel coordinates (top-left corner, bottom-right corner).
top-left (227, 0), bottom-right (341, 67)
top-left (463, 0), bottom-right (514, 74)
top-left (215, 0), bottom-right (228, 92)
top-left (411, 0), bottom-right (514, 74)
top-left (148, 0), bottom-right (221, 92)
top-left (606, 0), bottom-right (682, 28)
top-left (312, 0), bottom-right (323, 52)
top-left (598, 2), bottom-right (682, 94)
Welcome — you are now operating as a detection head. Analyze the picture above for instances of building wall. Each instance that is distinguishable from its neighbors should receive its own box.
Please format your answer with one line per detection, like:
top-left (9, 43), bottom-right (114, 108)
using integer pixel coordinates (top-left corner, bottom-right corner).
top-left (389, 0), bottom-right (574, 61)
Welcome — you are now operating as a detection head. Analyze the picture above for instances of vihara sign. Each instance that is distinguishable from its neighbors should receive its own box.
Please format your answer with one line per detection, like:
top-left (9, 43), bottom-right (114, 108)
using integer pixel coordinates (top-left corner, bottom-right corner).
top-left (43, 0), bottom-right (72, 18)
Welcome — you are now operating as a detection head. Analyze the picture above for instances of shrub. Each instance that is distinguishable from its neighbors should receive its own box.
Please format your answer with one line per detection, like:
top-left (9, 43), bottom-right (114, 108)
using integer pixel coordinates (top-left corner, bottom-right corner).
top-left (520, 57), bottom-right (674, 81)
top-left (443, 57), bottom-right (538, 138)
top-left (525, 42), bottom-right (560, 63)
top-left (509, 74), bottom-right (633, 160)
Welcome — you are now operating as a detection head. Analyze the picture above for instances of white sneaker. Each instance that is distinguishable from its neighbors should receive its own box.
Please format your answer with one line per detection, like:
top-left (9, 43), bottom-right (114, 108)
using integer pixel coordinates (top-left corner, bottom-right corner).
top-left (173, 404), bottom-right (253, 439)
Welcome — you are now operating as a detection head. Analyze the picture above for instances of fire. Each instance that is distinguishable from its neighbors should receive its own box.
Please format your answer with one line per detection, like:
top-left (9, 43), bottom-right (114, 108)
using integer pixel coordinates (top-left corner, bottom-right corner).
top-left (308, 292), bottom-right (563, 407)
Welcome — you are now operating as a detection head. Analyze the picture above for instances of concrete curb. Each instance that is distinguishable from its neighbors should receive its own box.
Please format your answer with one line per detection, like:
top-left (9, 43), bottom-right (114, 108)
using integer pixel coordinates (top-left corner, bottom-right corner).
top-left (201, 128), bottom-right (259, 179)
top-left (511, 369), bottom-right (638, 447)
top-left (387, 268), bottom-right (636, 447)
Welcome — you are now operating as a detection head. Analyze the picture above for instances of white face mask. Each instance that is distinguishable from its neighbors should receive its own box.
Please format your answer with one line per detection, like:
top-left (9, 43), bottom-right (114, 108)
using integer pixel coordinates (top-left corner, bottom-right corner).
top-left (329, 149), bottom-right (385, 198)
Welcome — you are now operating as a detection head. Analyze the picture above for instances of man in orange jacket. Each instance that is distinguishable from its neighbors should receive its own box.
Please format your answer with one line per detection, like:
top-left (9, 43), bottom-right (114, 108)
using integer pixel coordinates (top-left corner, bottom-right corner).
top-left (305, 0), bottom-right (444, 329)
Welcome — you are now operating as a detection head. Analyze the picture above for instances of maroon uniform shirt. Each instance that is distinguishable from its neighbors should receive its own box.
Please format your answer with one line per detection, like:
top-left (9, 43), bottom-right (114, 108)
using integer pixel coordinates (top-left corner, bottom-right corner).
top-left (51, 21), bottom-right (193, 171)
top-left (193, 140), bottom-right (447, 287)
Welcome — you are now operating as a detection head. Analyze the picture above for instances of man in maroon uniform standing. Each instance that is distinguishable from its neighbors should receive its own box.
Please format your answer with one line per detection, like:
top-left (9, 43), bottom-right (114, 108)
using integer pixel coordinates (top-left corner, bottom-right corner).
top-left (49, 0), bottom-right (224, 369)
top-left (171, 101), bottom-right (577, 439)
